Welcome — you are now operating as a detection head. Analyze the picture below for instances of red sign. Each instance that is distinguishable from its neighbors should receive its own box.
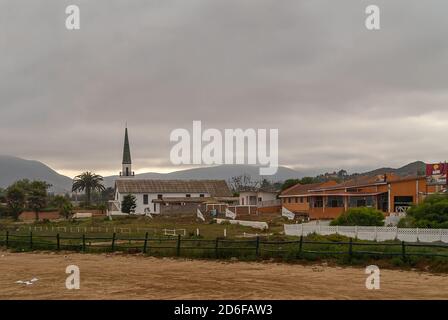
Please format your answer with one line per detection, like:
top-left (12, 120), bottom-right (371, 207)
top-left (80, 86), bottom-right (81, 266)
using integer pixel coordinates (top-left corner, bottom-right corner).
top-left (426, 163), bottom-right (448, 185)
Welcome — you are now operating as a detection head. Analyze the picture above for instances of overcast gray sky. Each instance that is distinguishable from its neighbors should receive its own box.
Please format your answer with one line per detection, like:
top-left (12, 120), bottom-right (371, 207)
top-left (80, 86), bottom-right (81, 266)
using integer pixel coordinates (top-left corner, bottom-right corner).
top-left (1, 0), bottom-right (448, 178)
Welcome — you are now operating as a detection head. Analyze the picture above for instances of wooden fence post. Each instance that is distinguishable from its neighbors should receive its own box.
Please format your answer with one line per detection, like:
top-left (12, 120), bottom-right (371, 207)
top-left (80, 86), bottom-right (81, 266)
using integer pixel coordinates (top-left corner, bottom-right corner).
top-left (82, 234), bottom-right (86, 252)
top-left (401, 241), bottom-right (406, 261)
top-left (255, 236), bottom-right (260, 257)
top-left (176, 234), bottom-right (181, 257)
top-left (348, 238), bottom-right (353, 261)
top-left (143, 232), bottom-right (149, 253)
top-left (215, 237), bottom-right (219, 258)
top-left (111, 232), bottom-right (116, 251)
top-left (29, 232), bottom-right (33, 250)
top-left (56, 233), bottom-right (60, 250)
top-left (5, 231), bottom-right (9, 249)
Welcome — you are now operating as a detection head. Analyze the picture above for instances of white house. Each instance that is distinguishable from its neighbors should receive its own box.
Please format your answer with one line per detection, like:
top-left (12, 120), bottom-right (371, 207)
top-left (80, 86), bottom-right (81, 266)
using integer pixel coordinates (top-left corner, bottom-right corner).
top-left (111, 179), bottom-right (233, 214)
top-left (239, 187), bottom-right (279, 206)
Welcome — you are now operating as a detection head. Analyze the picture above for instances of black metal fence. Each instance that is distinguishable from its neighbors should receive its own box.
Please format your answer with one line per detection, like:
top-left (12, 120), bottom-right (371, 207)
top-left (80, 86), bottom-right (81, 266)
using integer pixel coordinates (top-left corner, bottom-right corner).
top-left (2, 232), bottom-right (448, 261)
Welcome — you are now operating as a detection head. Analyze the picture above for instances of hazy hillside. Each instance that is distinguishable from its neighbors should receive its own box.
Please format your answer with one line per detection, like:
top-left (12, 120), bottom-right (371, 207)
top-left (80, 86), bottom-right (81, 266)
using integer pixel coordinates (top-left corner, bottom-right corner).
top-left (0, 155), bottom-right (72, 193)
top-left (363, 161), bottom-right (426, 177)
top-left (103, 165), bottom-right (301, 187)
top-left (0, 155), bottom-right (428, 193)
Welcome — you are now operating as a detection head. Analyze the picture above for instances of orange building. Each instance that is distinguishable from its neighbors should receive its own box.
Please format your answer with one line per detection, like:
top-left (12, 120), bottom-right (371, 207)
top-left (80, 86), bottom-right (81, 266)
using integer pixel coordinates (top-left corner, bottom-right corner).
top-left (279, 173), bottom-right (442, 220)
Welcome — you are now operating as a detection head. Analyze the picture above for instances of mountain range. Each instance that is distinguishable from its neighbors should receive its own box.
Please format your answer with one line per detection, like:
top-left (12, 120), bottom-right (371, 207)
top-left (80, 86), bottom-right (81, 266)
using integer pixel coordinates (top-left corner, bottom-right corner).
top-left (0, 155), bottom-right (427, 193)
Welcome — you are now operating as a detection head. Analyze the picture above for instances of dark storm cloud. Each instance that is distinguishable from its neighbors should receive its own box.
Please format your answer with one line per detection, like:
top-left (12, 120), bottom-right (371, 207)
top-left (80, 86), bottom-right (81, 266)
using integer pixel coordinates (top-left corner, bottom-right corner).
top-left (1, 0), bottom-right (448, 176)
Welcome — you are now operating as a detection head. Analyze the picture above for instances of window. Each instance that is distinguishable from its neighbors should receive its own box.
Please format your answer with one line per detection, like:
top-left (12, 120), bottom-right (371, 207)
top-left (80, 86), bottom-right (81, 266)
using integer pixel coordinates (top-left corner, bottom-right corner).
top-left (154, 203), bottom-right (157, 212)
top-left (199, 194), bottom-right (204, 198)
top-left (249, 196), bottom-right (257, 205)
top-left (349, 196), bottom-right (373, 208)
top-left (186, 194), bottom-right (191, 198)
top-left (327, 196), bottom-right (343, 208)
top-left (356, 199), bottom-right (366, 207)
top-left (394, 196), bottom-right (413, 204)
top-left (394, 196), bottom-right (413, 211)
top-left (314, 196), bottom-right (323, 208)
top-left (300, 197), bottom-right (304, 203)
top-left (143, 194), bottom-right (149, 205)
top-left (157, 194), bottom-right (163, 200)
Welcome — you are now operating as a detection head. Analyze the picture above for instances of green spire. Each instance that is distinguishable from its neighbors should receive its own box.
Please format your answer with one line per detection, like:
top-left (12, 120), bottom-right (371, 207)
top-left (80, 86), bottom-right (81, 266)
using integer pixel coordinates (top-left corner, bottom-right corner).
top-left (122, 127), bottom-right (132, 164)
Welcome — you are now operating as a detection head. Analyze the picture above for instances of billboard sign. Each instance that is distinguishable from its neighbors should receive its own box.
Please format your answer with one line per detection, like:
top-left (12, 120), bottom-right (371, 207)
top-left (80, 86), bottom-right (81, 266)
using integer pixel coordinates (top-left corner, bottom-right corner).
top-left (426, 163), bottom-right (448, 185)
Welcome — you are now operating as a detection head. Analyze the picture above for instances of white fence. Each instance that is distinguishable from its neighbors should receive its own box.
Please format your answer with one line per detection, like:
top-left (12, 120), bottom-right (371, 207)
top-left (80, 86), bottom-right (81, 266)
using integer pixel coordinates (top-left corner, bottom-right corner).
top-left (216, 218), bottom-right (269, 230)
top-left (163, 228), bottom-right (186, 236)
top-left (240, 232), bottom-right (274, 238)
top-left (284, 224), bottom-right (448, 243)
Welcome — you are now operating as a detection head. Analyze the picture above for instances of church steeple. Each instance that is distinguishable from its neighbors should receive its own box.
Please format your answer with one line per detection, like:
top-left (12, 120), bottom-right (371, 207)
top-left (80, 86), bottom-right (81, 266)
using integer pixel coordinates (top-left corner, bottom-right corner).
top-left (120, 127), bottom-right (134, 177)
top-left (122, 127), bottom-right (132, 165)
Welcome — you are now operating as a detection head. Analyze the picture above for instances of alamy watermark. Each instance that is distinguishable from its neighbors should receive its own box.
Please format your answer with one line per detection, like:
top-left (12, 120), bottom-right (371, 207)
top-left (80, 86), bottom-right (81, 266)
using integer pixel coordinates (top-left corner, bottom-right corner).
top-left (365, 5), bottom-right (380, 30)
top-left (170, 121), bottom-right (278, 175)
top-left (64, 4), bottom-right (379, 31)
top-left (65, 5), bottom-right (80, 30)
top-left (365, 265), bottom-right (380, 290)
top-left (65, 265), bottom-right (80, 290)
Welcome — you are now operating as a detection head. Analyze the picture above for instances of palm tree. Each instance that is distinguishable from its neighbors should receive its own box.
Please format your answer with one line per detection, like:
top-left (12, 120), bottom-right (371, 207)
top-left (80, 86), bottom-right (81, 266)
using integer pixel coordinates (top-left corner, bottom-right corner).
top-left (72, 172), bottom-right (106, 206)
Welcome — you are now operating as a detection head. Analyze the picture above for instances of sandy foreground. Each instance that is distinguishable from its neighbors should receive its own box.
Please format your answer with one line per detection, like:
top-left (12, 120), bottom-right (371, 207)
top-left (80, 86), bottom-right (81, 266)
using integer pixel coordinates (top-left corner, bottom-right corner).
top-left (0, 251), bottom-right (447, 300)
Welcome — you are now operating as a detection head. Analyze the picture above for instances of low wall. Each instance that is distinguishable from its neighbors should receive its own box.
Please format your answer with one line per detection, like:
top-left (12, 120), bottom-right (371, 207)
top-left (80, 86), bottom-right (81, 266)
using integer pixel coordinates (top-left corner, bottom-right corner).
top-left (73, 209), bottom-right (105, 216)
top-left (227, 206), bottom-right (257, 215)
top-left (205, 204), bottom-right (227, 214)
top-left (19, 211), bottom-right (60, 221)
top-left (257, 205), bottom-right (281, 214)
top-left (19, 209), bottom-right (105, 221)
top-left (160, 203), bottom-right (205, 215)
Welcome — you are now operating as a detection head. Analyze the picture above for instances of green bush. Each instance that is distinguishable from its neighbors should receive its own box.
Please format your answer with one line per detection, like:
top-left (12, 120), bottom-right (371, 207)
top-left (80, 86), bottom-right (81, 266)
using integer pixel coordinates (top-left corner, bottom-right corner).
top-left (401, 194), bottom-right (448, 228)
top-left (0, 205), bottom-right (11, 218)
top-left (330, 207), bottom-right (384, 226)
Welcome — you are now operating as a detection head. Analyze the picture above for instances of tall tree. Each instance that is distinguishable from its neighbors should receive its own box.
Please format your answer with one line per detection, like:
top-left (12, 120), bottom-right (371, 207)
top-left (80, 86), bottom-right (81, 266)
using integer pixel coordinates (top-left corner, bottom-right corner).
top-left (281, 179), bottom-right (301, 191)
top-left (72, 172), bottom-right (106, 206)
top-left (28, 181), bottom-right (49, 221)
top-left (299, 177), bottom-right (317, 185)
top-left (0, 187), bottom-right (5, 201)
top-left (51, 195), bottom-right (73, 219)
top-left (121, 194), bottom-right (137, 214)
top-left (228, 174), bottom-right (260, 193)
top-left (6, 186), bottom-right (26, 220)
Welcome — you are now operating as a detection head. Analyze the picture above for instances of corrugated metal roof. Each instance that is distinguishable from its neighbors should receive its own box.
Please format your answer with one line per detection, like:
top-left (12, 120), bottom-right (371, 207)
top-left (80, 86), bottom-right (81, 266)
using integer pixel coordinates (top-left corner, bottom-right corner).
top-left (115, 179), bottom-right (232, 197)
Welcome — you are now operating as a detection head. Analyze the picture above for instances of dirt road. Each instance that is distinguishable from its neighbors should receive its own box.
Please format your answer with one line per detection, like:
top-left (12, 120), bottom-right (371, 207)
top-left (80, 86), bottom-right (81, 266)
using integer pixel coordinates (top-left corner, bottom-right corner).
top-left (0, 251), bottom-right (447, 299)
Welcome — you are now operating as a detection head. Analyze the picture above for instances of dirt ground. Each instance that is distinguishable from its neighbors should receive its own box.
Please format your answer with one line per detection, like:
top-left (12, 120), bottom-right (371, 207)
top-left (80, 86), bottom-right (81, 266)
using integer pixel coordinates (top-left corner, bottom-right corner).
top-left (0, 250), bottom-right (447, 300)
